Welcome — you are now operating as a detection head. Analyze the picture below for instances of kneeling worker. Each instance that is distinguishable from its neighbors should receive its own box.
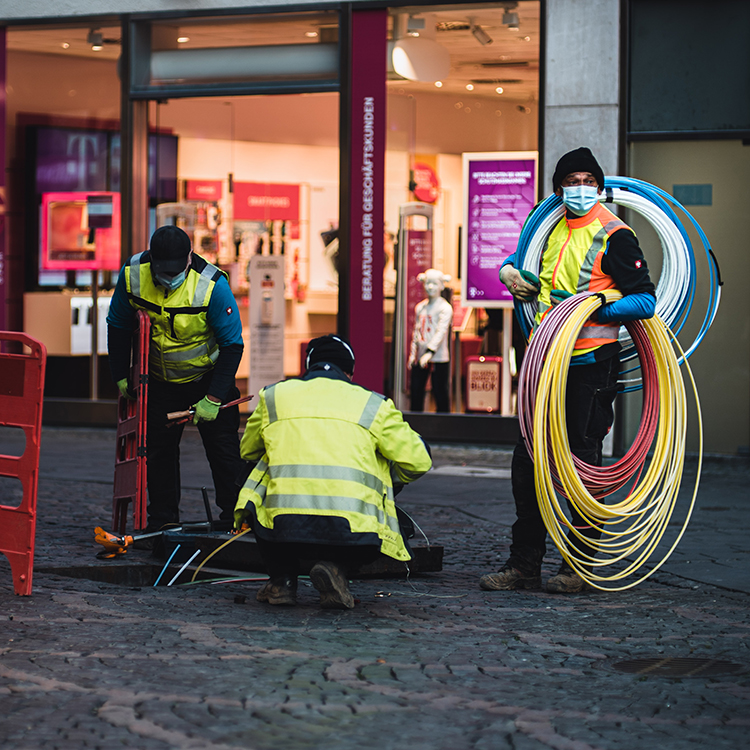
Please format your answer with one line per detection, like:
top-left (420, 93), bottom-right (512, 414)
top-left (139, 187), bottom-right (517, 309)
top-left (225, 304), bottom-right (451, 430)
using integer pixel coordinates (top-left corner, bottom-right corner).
top-left (234, 334), bottom-right (432, 609)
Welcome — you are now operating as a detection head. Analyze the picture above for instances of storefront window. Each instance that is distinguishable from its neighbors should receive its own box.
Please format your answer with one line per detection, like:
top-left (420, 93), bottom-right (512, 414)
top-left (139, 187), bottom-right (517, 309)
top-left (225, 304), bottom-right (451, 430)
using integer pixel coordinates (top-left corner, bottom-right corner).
top-left (385, 2), bottom-right (539, 413)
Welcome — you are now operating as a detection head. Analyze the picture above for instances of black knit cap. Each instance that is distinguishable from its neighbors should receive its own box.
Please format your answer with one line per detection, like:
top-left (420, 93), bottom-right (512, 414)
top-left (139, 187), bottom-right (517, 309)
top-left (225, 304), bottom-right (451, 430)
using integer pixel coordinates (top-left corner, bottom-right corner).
top-left (149, 225), bottom-right (192, 275)
top-left (305, 334), bottom-right (355, 375)
top-left (552, 147), bottom-right (605, 192)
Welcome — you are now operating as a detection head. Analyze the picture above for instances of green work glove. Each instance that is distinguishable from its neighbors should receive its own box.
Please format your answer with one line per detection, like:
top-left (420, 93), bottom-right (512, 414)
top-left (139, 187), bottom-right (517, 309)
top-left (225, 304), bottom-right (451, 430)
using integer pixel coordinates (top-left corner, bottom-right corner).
top-left (519, 269), bottom-right (541, 287)
top-left (117, 378), bottom-right (135, 400)
top-left (193, 396), bottom-right (221, 425)
top-left (550, 289), bottom-right (573, 306)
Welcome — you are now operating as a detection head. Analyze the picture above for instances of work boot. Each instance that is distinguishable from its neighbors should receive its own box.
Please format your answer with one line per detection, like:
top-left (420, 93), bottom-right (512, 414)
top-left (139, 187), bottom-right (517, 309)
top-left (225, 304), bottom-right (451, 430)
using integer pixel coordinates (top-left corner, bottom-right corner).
top-left (256, 575), bottom-right (298, 606)
top-left (309, 561), bottom-right (355, 610)
top-left (479, 565), bottom-right (542, 591)
top-left (545, 566), bottom-right (587, 594)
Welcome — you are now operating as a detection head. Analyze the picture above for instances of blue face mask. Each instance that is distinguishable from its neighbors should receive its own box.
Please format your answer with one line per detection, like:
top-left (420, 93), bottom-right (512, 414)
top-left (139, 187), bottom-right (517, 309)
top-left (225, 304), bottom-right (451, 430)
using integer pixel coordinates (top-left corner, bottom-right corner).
top-left (155, 270), bottom-right (187, 291)
top-left (562, 185), bottom-right (600, 216)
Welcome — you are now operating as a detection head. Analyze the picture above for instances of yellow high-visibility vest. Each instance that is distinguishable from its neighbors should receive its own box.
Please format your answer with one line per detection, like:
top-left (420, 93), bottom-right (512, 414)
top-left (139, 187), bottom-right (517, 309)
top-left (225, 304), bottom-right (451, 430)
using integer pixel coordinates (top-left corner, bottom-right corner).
top-left (125, 252), bottom-right (223, 383)
top-left (235, 375), bottom-right (432, 561)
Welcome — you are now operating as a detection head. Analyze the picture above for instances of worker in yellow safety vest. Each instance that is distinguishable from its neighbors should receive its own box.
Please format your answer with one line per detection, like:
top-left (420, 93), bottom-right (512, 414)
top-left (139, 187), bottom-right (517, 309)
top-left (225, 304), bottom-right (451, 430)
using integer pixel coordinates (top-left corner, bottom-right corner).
top-left (107, 226), bottom-right (245, 537)
top-left (480, 147), bottom-right (656, 594)
top-left (235, 334), bottom-right (432, 609)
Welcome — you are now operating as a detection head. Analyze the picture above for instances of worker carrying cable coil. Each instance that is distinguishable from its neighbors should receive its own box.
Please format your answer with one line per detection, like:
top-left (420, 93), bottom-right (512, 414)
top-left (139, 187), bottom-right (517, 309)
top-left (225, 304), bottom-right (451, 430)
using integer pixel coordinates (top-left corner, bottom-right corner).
top-left (479, 147), bottom-right (657, 595)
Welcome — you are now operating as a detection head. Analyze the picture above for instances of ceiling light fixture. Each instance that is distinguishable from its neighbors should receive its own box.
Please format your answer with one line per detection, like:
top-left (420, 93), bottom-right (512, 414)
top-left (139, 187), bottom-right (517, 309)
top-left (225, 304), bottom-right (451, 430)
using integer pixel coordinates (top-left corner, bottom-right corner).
top-left (435, 81), bottom-right (443, 88)
top-left (470, 20), bottom-right (493, 46)
top-left (503, 9), bottom-right (520, 31)
top-left (87, 29), bottom-right (103, 50)
top-left (61, 42), bottom-right (70, 49)
top-left (495, 86), bottom-right (504, 95)
top-left (305, 31), bottom-right (318, 38)
top-left (466, 83), bottom-right (474, 91)
top-left (87, 28), bottom-right (120, 51)
top-left (177, 36), bottom-right (190, 43)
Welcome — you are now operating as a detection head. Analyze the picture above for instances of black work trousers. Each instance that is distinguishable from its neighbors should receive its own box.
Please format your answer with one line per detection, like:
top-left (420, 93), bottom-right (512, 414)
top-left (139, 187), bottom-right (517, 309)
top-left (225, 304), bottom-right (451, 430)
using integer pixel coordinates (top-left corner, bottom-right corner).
top-left (507, 355), bottom-right (620, 575)
top-left (410, 361), bottom-right (450, 412)
top-left (256, 538), bottom-right (381, 578)
top-left (146, 375), bottom-right (245, 528)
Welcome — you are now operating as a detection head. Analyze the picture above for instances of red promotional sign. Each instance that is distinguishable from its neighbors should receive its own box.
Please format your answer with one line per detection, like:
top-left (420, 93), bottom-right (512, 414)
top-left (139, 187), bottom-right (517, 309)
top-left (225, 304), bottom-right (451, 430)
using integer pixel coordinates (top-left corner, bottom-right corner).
top-left (40, 191), bottom-right (121, 271)
top-left (186, 180), bottom-right (222, 202)
top-left (233, 182), bottom-right (300, 221)
top-left (413, 162), bottom-right (439, 204)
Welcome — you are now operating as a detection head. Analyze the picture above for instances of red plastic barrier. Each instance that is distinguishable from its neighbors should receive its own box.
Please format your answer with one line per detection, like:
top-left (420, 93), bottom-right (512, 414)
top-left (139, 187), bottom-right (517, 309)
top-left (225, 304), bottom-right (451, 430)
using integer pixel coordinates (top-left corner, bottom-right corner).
top-left (0, 332), bottom-right (47, 595)
top-left (111, 311), bottom-right (150, 534)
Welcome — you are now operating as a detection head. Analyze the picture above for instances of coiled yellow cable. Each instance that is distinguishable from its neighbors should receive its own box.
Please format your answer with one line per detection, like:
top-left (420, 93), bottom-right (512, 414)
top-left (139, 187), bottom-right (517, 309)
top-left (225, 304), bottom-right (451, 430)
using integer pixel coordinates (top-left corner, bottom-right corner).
top-left (530, 291), bottom-right (702, 591)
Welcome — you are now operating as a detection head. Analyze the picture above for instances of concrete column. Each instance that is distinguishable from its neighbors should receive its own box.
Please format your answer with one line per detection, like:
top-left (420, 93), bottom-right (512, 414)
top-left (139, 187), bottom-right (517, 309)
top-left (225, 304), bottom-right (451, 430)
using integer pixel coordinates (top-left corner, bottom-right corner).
top-left (542, 0), bottom-right (621, 192)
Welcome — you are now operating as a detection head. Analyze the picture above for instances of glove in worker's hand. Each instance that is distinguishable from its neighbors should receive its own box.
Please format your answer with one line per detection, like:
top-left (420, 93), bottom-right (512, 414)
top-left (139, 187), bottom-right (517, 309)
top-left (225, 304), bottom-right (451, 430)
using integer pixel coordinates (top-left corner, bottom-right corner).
top-left (193, 396), bottom-right (221, 425)
top-left (499, 266), bottom-right (540, 302)
top-left (117, 378), bottom-right (135, 400)
top-left (550, 289), bottom-right (573, 306)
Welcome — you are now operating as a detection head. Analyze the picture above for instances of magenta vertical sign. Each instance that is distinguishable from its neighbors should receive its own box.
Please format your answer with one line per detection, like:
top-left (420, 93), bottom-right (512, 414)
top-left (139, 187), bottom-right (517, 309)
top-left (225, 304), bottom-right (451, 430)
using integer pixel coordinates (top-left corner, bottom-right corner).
top-left (404, 229), bottom-right (433, 364)
top-left (348, 9), bottom-right (386, 392)
top-left (462, 153), bottom-right (537, 307)
top-left (0, 28), bottom-right (6, 332)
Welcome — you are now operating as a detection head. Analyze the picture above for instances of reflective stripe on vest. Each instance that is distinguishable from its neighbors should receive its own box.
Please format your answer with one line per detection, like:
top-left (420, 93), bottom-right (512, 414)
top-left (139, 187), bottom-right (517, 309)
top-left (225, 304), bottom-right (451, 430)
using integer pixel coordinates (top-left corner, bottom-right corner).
top-left (263, 491), bottom-right (400, 535)
top-left (358, 392), bottom-right (385, 429)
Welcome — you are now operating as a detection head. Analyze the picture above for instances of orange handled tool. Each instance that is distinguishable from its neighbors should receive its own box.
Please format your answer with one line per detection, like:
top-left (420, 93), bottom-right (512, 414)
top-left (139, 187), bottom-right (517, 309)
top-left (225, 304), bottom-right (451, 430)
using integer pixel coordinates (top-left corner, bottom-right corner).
top-left (94, 526), bottom-right (163, 557)
top-left (166, 394), bottom-right (253, 426)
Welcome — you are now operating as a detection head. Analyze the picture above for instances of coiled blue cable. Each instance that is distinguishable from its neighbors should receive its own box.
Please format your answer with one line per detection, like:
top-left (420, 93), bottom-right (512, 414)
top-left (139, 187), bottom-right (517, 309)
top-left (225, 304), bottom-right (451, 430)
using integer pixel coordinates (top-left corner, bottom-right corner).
top-left (513, 176), bottom-right (722, 390)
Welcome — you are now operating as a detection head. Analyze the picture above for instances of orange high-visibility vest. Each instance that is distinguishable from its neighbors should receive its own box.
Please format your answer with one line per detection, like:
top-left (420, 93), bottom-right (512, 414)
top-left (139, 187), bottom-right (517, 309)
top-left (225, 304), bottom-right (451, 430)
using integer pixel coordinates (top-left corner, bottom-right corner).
top-left (534, 202), bottom-right (630, 355)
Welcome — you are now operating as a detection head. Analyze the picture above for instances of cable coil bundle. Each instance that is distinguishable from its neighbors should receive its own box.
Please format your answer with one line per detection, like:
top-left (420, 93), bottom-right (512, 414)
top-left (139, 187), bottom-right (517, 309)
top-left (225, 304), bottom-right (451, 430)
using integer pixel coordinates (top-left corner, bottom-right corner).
top-left (515, 177), bottom-right (722, 389)
top-left (513, 177), bottom-right (718, 589)
top-left (519, 290), bottom-right (702, 590)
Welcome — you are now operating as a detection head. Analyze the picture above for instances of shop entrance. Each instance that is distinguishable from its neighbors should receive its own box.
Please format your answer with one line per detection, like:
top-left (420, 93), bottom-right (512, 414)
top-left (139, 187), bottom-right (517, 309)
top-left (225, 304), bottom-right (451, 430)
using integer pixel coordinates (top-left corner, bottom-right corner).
top-left (6, 3), bottom-right (541, 439)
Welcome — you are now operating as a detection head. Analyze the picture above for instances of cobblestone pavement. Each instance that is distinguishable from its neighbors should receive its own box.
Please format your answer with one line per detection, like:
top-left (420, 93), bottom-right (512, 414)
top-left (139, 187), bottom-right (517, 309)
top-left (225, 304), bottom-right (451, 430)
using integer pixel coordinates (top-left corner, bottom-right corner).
top-left (1, 427), bottom-right (749, 749)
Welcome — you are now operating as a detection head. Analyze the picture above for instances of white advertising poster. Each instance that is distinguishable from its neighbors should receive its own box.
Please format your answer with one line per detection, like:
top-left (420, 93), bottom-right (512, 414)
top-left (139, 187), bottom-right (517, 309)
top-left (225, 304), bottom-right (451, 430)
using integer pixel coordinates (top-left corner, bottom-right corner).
top-left (248, 254), bottom-right (285, 405)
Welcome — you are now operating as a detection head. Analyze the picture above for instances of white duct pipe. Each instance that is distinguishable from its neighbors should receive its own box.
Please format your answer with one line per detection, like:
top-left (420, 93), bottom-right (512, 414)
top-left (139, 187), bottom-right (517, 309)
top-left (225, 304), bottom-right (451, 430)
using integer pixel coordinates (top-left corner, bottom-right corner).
top-left (151, 44), bottom-right (339, 83)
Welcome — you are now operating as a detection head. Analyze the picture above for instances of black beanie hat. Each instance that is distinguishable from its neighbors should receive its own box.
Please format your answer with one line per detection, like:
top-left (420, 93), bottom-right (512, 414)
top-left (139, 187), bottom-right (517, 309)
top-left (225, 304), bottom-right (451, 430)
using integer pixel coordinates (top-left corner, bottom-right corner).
top-left (305, 334), bottom-right (355, 375)
top-left (552, 147), bottom-right (605, 192)
top-left (149, 225), bottom-right (192, 275)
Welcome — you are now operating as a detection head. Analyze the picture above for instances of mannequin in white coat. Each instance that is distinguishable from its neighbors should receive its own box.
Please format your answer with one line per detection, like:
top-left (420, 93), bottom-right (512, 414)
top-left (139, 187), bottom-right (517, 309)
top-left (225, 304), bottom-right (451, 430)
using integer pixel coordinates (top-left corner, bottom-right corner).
top-left (408, 268), bottom-right (452, 412)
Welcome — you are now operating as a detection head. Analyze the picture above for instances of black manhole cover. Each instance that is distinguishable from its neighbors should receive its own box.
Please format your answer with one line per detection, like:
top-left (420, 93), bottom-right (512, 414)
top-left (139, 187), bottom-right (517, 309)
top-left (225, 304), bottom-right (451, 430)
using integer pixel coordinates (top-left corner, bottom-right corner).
top-left (613, 657), bottom-right (745, 677)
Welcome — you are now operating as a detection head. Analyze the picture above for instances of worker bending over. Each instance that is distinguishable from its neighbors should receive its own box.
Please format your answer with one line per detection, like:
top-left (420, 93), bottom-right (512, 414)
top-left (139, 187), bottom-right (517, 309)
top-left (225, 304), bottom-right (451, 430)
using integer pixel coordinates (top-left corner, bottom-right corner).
top-left (235, 334), bottom-right (432, 609)
top-left (107, 225), bottom-right (245, 535)
top-left (480, 147), bottom-right (656, 594)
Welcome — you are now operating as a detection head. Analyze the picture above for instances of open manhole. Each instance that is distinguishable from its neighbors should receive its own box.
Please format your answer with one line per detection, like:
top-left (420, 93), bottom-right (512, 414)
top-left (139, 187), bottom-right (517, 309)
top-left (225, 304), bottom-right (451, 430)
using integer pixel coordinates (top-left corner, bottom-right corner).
top-left (612, 657), bottom-right (746, 678)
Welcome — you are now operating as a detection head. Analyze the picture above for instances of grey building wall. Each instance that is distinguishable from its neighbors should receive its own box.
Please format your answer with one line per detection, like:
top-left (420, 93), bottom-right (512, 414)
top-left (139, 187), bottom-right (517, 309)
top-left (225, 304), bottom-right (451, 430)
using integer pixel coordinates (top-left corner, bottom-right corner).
top-left (543, 0), bottom-right (620, 190)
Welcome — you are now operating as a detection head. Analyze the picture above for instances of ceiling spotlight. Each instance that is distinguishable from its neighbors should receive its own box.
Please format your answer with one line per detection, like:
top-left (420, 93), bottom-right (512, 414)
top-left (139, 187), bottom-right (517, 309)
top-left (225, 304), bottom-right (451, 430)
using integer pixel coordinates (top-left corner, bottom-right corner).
top-left (503, 10), bottom-right (520, 30)
top-left (435, 81), bottom-right (443, 88)
top-left (466, 83), bottom-right (474, 91)
top-left (177, 36), bottom-right (190, 43)
top-left (495, 86), bottom-right (504, 95)
top-left (87, 29), bottom-right (103, 49)
top-left (61, 42), bottom-right (70, 49)
top-left (470, 23), bottom-right (493, 46)
top-left (304, 31), bottom-right (318, 38)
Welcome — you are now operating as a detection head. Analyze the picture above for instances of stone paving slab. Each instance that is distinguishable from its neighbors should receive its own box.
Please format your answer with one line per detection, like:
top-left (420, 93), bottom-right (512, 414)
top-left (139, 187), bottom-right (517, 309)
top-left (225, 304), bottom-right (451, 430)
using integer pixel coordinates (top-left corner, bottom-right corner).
top-left (0, 426), bottom-right (749, 750)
